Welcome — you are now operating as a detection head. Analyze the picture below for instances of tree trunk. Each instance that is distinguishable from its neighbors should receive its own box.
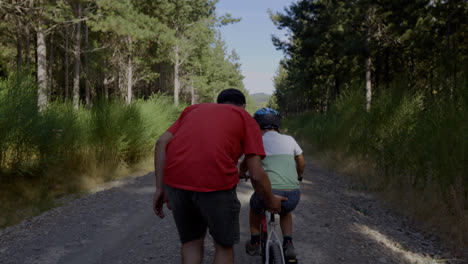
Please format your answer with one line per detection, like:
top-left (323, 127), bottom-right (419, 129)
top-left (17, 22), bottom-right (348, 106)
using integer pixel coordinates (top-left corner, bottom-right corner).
top-left (190, 77), bottom-right (196, 105)
top-left (365, 5), bottom-right (373, 112)
top-left (48, 32), bottom-right (54, 97)
top-left (118, 63), bottom-right (122, 97)
top-left (118, 53), bottom-right (125, 97)
top-left (158, 63), bottom-right (163, 93)
top-left (385, 47), bottom-right (389, 90)
top-left (73, 2), bottom-right (82, 109)
top-left (103, 75), bottom-right (111, 100)
top-left (173, 43), bottom-right (180, 106)
top-left (104, 83), bottom-right (109, 99)
top-left (25, 22), bottom-right (31, 67)
top-left (103, 58), bottom-right (110, 100)
top-left (84, 21), bottom-right (90, 108)
top-left (452, 33), bottom-right (457, 96)
top-left (126, 55), bottom-right (133, 104)
top-left (446, 0), bottom-right (452, 99)
top-left (64, 24), bottom-right (69, 99)
top-left (16, 18), bottom-right (23, 72)
top-left (322, 88), bottom-right (328, 113)
top-left (37, 19), bottom-right (48, 111)
top-left (366, 55), bottom-right (372, 112)
top-left (333, 75), bottom-right (340, 103)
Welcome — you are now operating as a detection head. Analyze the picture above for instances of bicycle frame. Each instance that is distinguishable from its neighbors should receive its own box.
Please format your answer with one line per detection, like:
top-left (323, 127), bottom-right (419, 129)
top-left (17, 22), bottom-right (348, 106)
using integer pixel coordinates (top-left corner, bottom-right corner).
top-left (262, 211), bottom-right (286, 264)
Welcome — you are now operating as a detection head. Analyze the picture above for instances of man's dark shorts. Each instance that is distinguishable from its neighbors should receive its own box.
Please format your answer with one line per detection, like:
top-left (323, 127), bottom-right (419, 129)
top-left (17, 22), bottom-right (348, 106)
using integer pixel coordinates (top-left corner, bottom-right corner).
top-left (164, 184), bottom-right (241, 246)
top-left (250, 189), bottom-right (300, 215)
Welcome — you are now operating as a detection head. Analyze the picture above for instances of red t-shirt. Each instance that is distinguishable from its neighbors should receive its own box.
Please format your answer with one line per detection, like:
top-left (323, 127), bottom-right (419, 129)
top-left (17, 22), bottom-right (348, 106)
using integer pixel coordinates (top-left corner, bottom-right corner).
top-left (163, 103), bottom-right (265, 192)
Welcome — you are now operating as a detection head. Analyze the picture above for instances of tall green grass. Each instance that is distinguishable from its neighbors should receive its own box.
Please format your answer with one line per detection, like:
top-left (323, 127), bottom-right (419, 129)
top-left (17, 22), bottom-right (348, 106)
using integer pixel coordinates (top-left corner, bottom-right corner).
top-left (0, 73), bottom-right (182, 227)
top-left (284, 80), bottom-right (468, 249)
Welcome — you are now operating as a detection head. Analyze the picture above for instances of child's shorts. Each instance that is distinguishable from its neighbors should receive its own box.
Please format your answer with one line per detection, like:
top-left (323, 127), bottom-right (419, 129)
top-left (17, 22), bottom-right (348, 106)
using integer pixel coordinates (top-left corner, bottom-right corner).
top-left (250, 189), bottom-right (301, 216)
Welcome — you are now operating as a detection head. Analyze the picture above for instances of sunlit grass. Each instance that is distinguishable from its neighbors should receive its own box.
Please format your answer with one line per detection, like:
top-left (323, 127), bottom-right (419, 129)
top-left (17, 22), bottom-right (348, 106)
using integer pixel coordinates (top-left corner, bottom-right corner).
top-left (0, 72), bottom-right (182, 228)
top-left (283, 80), bottom-right (468, 253)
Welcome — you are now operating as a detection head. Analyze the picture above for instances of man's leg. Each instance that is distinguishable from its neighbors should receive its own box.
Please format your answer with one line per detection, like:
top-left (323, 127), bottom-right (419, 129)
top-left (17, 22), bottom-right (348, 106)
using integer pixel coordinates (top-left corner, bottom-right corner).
top-left (214, 241), bottom-right (234, 264)
top-left (164, 185), bottom-right (208, 263)
top-left (197, 187), bottom-right (240, 260)
top-left (181, 234), bottom-right (205, 264)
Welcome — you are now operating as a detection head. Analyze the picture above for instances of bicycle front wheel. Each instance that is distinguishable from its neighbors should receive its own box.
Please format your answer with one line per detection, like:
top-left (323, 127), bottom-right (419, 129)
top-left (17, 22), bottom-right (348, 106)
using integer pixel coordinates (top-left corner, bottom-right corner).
top-left (269, 244), bottom-right (284, 264)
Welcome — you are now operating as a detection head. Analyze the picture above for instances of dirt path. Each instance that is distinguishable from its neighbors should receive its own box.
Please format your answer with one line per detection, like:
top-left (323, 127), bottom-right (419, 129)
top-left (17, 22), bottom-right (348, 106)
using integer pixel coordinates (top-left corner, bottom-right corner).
top-left (0, 158), bottom-right (464, 264)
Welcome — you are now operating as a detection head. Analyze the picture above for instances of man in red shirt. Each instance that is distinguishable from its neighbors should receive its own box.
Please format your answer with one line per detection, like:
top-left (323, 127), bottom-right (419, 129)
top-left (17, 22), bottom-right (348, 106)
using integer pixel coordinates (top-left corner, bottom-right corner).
top-left (153, 89), bottom-right (284, 264)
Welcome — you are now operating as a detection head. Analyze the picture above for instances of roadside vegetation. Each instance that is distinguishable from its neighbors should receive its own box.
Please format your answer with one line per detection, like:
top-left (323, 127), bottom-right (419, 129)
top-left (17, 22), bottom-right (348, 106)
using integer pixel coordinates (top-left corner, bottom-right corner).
top-left (271, 0), bottom-right (468, 254)
top-left (0, 73), bottom-right (182, 227)
top-left (283, 82), bottom-right (467, 252)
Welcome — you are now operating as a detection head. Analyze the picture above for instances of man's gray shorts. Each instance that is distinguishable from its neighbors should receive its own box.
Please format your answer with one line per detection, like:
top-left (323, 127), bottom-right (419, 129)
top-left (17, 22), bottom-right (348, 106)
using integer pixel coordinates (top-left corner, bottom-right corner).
top-left (164, 184), bottom-right (241, 246)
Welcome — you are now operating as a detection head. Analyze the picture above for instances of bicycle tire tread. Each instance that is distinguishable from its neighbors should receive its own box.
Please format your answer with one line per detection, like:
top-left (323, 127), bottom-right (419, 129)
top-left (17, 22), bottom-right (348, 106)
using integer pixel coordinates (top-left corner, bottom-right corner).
top-left (269, 244), bottom-right (283, 264)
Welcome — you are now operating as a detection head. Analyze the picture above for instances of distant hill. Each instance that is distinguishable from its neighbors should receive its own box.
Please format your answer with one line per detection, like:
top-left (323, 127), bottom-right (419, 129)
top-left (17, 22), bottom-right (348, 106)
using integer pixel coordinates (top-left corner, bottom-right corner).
top-left (250, 93), bottom-right (271, 107)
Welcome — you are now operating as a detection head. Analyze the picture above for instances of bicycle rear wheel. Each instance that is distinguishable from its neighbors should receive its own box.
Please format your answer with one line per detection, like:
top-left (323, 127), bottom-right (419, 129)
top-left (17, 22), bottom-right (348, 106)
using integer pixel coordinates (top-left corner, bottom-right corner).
top-left (260, 228), bottom-right (267, 262)
top-left (260, 215), bottom-right (267, 263)
top-left (269, 244), bottom-right (283, 264)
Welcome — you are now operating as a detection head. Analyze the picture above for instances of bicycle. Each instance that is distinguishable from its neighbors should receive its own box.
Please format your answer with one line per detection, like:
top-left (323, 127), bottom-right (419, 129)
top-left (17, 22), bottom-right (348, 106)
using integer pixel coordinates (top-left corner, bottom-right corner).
top-left (260, 211), bottom-right (298, 264)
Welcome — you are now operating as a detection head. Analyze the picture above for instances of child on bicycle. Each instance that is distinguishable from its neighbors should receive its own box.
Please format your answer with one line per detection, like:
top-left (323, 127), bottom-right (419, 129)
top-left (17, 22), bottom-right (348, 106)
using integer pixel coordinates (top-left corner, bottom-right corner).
top-left (240, 107), bottom-right (306, 259)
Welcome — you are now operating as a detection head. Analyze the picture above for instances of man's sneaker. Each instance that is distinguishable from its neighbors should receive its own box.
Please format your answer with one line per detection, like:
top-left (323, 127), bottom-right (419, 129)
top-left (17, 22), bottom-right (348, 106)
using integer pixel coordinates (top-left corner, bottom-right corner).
top-left (283, 241), bottom-right (296, 259)
top-left (245, 240), bottom-right (260, 256)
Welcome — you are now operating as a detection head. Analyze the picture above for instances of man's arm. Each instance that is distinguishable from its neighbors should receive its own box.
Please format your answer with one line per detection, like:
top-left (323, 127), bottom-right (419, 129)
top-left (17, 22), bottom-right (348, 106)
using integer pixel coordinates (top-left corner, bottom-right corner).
top-left (238, 157), bottom-right (248, 180)
top-left (153, 131), bottom-right (173, 218)
top-left (295, 154), bottom-right (305, 181)
top-left (245, 154), bottom-right (286, 214)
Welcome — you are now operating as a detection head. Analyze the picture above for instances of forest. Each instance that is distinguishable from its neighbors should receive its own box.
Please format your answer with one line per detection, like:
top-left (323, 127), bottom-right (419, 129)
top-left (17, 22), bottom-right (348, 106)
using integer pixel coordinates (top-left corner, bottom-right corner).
top-left (270, 0), bottom-right (468, 251)
top-left (0, 0), bottom-right (256, 226)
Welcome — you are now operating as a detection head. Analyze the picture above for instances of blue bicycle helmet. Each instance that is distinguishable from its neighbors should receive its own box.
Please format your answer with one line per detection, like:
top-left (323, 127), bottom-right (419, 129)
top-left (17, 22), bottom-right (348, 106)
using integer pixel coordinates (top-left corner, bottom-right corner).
top-left (253, 108), bottom-right (281, 130)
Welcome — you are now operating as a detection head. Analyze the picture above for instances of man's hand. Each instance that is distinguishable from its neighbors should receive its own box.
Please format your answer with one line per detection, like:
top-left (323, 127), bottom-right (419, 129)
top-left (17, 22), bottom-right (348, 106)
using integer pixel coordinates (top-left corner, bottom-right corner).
top-left (153, 189), bottom-right (171, 219)
top-left (238, 157), bottom-right (249, 182)
top-left (154, 131), bottom-right (173, 219)
top-left (239, 171), bottom-right (250, 182)
top-left (246, 154), bottom-right (288, 214)
top-left (265, 194), bottom-right (288, 214)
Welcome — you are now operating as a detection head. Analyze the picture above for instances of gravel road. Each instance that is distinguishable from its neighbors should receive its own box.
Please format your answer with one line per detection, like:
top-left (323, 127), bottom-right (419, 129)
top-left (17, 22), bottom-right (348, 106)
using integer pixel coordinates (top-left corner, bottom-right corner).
top-left (0, 158), bottom-right (464, 264)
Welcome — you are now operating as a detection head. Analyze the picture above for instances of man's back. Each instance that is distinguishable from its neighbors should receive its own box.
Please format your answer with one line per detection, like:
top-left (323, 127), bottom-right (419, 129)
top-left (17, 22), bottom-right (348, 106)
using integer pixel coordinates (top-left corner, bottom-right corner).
top-left (164, 103), bottom-right (264, 192)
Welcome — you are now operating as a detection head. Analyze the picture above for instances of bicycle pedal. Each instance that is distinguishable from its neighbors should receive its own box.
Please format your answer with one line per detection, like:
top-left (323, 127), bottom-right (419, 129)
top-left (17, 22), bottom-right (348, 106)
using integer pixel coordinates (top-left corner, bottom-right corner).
top-left (286, 258), bottom-right (298, 263)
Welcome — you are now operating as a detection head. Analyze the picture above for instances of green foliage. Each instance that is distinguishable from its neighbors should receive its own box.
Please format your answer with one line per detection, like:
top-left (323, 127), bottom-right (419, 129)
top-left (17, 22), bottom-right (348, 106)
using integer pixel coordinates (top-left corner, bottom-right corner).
top-left (272, 0), bottom-right (468, 114)
top-left (274, 0), bottom-right (468, 249)
top-left (0, 0), bottom-right (248, 109)
top-left (284, 80), bottom-right (468, 195)
top-left (0, 73), bottom-right (40, 176)
top-left (0, 73), bottom-right (181, 182)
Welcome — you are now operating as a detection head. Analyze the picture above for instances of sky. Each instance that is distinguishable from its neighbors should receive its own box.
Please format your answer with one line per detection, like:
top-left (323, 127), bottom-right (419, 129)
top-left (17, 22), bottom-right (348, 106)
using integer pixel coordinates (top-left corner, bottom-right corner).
top-left (216, 0), bottom-right (295, 95)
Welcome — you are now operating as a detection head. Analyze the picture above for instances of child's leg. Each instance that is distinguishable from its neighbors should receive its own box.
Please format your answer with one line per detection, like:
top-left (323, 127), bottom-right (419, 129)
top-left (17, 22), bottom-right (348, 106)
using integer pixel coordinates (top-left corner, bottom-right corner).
top-left (280, 212), bottom-right (296, 258)
top-left (248, 192), bottom-right (264, 237)
top-left (246, 208), bottom-right (262, 255)
top-left (279, 212), bottom-right (293, 237)
top-left (249, 208), bottom-right (262, 235)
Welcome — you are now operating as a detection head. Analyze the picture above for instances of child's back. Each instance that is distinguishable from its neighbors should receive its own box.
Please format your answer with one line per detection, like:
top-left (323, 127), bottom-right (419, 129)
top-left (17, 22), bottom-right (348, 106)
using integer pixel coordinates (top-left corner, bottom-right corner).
top-left (262, 130), bottom-right (303, 190)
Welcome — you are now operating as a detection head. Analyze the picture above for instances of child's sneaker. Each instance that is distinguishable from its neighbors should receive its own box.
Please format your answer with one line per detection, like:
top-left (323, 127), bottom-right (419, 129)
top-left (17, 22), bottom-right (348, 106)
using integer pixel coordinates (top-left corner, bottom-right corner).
top-left (283, 241), bottom-right (296, 259)
top-left (245, 240), bottom-right (260, 256)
